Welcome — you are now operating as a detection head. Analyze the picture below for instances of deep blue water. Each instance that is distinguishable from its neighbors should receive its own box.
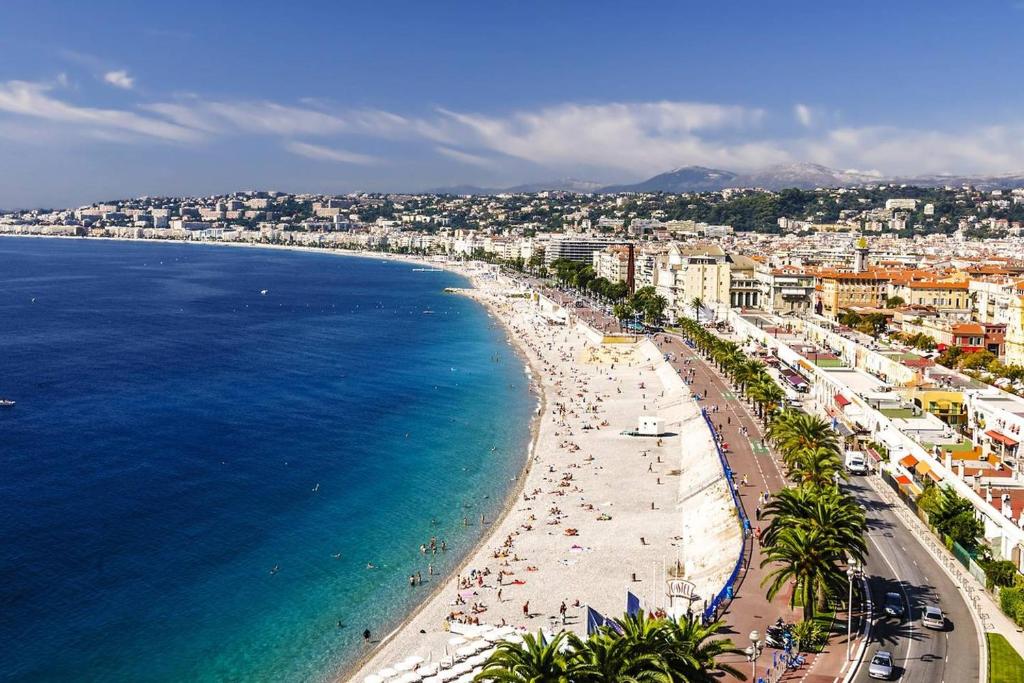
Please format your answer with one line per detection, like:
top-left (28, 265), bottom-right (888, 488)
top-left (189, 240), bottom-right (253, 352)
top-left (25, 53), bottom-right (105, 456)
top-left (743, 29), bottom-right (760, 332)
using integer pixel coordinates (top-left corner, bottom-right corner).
top-left (0, 238), bottom-right (533, 682)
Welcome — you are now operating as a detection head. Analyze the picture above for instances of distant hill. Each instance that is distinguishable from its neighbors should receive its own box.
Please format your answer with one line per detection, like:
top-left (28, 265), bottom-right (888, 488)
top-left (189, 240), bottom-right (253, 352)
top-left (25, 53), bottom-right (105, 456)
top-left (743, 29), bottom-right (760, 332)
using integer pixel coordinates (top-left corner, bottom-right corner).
top-left (504, 178), bottom-right (606, 193)
top-left (600, 166), bottom-right (738, 193)
top-left (427, 163), bottom-right (1024, 196)
top-left (602, 162), bottom-right (1024, 193)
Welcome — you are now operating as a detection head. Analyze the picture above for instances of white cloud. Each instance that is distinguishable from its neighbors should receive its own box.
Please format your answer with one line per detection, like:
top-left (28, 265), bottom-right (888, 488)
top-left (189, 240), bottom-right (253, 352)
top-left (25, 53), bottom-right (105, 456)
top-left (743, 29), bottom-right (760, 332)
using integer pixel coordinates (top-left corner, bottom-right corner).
top-left (103, 70), bottom-right (135, 90)
top-left (0, 80), bottom-right (200, 142)
top-left (3, 82), bottom-right (1024, 179)
top-left (794, 103), bottom-right (813, 127)
top-left (285, 141), bottom-right (378, 165)
top-left (435, 145), bottom-right (497, 168)
top-left (433, 101), bottom-right (779, 174)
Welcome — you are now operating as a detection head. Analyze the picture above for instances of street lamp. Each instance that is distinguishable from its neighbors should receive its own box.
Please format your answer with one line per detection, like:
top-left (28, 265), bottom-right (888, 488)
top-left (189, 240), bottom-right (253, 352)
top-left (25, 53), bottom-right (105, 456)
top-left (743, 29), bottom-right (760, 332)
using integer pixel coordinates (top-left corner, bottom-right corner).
top-left (745, 630), bottom-right (763, 682)
top-left (846, 558), bottom-right (863, 661)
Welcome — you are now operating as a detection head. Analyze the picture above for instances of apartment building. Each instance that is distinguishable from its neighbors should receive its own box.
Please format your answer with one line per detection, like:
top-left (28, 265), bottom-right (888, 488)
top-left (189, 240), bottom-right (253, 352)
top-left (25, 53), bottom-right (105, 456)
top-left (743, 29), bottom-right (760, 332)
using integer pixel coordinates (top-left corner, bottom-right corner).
top-left (757, 265), bottom-right (815, 314)
top-left (544, 236), bottom-right (621, 265)
top-left (591, 245), bottom-right (632, 283)
top-left (654, 243), bottom-right (732, 320)
top-left (817, 270), bottom-right (890, 318)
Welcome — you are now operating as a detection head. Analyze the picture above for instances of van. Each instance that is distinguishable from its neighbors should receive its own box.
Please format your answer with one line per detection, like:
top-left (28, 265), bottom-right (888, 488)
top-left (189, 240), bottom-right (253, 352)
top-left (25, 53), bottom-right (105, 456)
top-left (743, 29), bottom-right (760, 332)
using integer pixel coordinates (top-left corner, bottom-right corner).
top-left (845, 451), bottom-right (868, 475)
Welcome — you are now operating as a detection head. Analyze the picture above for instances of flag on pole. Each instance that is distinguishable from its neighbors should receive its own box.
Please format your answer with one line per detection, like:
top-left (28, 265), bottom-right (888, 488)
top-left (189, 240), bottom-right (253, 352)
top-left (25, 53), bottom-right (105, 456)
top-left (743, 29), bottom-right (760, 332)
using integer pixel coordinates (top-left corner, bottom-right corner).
top-left (626, 591), bottom-right (641, 617)
top-left (586, 606), bottom-right (605, 635)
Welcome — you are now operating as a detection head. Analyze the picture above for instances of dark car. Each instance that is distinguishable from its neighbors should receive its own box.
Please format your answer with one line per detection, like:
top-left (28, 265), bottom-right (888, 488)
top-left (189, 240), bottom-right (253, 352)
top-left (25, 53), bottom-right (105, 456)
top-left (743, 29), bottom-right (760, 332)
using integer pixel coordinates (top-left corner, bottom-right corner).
top-left (883, 591), bottom-right (904, 618)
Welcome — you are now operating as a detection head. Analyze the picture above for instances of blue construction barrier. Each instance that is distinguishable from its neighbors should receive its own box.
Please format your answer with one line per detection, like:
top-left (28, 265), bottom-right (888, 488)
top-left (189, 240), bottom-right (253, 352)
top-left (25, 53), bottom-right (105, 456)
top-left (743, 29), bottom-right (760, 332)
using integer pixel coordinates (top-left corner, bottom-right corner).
top-left (699, 407), bottom-right (749, 623)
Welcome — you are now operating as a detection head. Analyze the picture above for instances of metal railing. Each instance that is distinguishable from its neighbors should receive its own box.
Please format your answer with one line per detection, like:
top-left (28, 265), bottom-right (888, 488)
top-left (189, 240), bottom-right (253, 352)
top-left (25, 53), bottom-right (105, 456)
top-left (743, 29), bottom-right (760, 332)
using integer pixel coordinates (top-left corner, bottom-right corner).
top-left (700, 407), bottom-right (752, 623)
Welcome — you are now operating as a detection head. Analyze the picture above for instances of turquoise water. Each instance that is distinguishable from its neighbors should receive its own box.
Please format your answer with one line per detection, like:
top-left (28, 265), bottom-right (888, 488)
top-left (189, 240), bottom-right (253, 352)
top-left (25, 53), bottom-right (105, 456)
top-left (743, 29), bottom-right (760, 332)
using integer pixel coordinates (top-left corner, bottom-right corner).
top-left (0, 238), bottom-right (534, 682)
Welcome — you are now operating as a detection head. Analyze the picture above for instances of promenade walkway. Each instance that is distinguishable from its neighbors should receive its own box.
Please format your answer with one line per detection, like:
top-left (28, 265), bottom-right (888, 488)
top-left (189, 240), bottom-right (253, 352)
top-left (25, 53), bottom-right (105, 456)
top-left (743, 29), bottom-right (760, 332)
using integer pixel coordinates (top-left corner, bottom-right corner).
top-left (654, 331), bottom-right (862, 683)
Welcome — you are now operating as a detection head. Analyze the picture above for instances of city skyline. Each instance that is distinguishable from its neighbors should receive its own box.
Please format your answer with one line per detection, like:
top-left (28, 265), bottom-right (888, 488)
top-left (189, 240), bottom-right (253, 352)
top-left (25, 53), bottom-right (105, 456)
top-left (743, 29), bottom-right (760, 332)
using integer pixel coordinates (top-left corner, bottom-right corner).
top-left (4, 1), bottom-right (1024, 206)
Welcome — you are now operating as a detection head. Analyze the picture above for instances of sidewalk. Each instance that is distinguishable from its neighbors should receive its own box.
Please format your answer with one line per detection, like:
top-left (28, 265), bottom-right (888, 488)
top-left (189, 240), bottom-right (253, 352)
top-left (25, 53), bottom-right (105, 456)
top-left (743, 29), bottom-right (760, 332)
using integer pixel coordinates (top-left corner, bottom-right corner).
top-left (655, 332), bottom-right (863, 683)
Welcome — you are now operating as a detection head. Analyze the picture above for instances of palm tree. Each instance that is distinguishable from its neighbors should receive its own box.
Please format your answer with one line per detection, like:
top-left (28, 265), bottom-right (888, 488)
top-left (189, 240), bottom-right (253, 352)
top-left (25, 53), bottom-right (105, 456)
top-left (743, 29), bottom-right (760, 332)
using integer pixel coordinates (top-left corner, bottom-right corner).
top-left (761, 486), bottom-right (867, 564)
top-left (748, 379), bottom-right (784, 424)
top-left (690, 296), bottom-right (705, 322)
top-left (788, 445), bottom-right (846, 488)
top-left (732, 359), bottom-right (765, 396)
top-left (767, 411), bottom-right (840, 469)
top-left (475, 631), bottom-right (573, 682)
top-left (658, 613), bottom-right (747, 682)
top-left (761, 526), bottom-right (849, 621)
top-left (565, 632), bottom-right (669, 683)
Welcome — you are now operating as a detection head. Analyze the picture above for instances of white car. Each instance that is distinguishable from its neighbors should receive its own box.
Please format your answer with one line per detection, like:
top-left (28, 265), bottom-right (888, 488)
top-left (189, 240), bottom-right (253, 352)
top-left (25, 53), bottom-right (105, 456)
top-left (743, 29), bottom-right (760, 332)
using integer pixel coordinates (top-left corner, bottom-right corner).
top-left (845, 451), bottom-right (868, 475)
top-left (922, 604), bottom-right (945, 630)
top-left (868, 650), bottom-right (895, 679)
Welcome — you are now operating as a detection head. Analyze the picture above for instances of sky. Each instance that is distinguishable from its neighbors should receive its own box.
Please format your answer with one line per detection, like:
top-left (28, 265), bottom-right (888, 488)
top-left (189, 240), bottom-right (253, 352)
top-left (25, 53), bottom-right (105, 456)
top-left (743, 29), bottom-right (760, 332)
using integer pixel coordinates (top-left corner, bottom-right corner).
top-left (2, 0), bottom-right (1024, 207)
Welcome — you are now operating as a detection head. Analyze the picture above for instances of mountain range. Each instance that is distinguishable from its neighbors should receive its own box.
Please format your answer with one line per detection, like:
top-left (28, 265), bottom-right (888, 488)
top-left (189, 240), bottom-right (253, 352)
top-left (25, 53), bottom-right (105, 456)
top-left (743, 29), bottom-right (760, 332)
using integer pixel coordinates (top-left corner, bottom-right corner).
top-left (430, 162), bottom-right (1024, 195)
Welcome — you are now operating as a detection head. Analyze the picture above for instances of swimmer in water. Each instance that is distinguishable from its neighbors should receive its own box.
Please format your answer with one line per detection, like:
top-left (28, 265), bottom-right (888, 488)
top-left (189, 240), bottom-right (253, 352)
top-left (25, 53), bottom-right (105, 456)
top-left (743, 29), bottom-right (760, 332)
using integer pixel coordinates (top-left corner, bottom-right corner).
top-left (366, 562), bottom-right (376, 569)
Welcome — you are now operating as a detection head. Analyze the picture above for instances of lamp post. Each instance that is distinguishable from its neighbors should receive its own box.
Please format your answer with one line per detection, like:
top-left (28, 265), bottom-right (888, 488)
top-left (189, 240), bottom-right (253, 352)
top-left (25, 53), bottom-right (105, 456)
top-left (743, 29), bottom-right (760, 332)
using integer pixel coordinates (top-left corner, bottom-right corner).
top-left (745, 630), bottom-right (763, 682)
top-left (846, 559), bottom-right (862, 661)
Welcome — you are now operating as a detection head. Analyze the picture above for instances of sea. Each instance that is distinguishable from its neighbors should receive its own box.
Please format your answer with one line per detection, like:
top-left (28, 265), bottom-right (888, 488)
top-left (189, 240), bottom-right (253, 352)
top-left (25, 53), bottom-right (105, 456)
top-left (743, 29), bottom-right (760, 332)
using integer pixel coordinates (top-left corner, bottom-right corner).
top-left (0, 238), bottom-right (534, 682)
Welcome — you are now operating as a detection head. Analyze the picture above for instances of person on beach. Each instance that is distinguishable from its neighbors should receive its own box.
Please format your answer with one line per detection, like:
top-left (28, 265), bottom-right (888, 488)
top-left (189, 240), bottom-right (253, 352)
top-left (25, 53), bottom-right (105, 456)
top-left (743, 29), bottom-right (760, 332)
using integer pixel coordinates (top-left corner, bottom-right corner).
top-left (363, 629), bottom-right (371, 643)
top-left (523, 601), bottom-right (530, 617)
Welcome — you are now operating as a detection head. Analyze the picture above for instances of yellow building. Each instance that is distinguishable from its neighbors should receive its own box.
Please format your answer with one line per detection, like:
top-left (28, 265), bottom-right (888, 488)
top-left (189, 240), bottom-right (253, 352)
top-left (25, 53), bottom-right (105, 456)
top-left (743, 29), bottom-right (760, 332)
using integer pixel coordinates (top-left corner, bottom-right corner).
top-left (887, 279), bottom-right (970, 310)
top-left (817, 270), bottom-right (890, 318)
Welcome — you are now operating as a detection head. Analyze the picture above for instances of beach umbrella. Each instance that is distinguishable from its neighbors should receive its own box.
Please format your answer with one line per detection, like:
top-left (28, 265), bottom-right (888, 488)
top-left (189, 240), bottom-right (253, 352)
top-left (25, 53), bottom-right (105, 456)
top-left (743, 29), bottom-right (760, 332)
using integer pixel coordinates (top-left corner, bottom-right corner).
top-left (466, 653), bottom-right (488, 667)
top-left (450, 662), bottom-right (472, 676)
top-left (403, 655), bottom-right (425, 667)
top-left (418, 663), bottom-right (439, 676)
top-left (447, 636), bottom-right (467, 648)
top-left (394, 660), bottom-right (415, 673)
top-left (363, 676), bottom-right (384, 683)
top-left (455, 645), bottom-right (476, 659)
top-left (378, 668), bottom-right (399, 679)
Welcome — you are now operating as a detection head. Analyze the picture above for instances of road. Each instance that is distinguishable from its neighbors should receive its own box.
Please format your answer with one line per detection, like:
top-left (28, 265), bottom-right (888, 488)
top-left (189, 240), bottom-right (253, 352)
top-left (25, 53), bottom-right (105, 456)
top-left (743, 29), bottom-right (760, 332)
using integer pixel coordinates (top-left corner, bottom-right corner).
top-left (847, 476), bottom-right (979, 683)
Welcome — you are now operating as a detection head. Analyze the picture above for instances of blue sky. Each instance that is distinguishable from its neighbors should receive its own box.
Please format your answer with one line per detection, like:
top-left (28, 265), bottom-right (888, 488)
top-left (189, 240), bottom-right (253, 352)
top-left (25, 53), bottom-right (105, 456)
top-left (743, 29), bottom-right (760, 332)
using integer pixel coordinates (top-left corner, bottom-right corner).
top-left (2, 0), bottom-right (1024, 206)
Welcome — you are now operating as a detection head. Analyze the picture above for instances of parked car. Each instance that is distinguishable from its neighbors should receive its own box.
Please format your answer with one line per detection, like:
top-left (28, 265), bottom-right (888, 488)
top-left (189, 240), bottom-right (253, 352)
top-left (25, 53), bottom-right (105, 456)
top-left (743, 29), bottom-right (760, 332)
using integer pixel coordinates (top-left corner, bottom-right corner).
top-left (868, 650), bottom-right (895, 679)
top-left (883, 591), bottom-right (904, 618)
top-left (845, 451), bottom-right (869, 475)
top-left (922, 604), bottom-right (945, 630)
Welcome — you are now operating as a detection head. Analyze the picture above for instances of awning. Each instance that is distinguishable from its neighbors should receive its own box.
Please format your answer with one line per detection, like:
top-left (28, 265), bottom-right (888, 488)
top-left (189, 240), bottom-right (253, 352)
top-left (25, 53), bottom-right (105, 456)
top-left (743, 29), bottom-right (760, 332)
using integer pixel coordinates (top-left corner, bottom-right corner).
top-left (914, 461), bottom-right (932, 476)
top-left (834, 422), bottom-right (854, 437)
top-left (986, 430), bottom-right (1019, 448)
top-left (926, 470), bottom-right (943, 483)
top-left (866, 447), bottom-right (883, 463)
top-left (899, 455), bottom-right (918, 468)
top-left (835, 394), bottom-right (851, 408)
top-left (894, 475), bottom-right (912, 486)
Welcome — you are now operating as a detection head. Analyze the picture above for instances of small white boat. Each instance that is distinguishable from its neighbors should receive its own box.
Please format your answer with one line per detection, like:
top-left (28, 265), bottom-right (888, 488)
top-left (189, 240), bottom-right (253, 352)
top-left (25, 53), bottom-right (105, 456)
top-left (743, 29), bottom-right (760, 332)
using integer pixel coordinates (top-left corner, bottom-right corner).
top-left (0, 399), bottom-right (14, 407)
top-left (260, 289), bottom-right (268, 295)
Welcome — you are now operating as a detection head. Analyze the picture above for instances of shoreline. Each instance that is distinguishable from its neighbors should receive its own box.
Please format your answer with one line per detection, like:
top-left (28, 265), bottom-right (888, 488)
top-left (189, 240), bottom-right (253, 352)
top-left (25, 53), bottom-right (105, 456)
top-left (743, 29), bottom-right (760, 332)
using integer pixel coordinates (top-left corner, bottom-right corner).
top-left (334, 277), bottom-right (549, 682)
top-left (0, 234), bottom-right (550, 681)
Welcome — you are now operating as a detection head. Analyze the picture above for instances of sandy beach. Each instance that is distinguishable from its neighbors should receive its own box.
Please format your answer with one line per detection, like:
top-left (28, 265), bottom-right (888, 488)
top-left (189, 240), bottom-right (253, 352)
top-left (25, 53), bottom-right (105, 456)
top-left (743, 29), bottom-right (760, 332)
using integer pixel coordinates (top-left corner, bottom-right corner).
top-left (342, 266), bottom-right (742, 682)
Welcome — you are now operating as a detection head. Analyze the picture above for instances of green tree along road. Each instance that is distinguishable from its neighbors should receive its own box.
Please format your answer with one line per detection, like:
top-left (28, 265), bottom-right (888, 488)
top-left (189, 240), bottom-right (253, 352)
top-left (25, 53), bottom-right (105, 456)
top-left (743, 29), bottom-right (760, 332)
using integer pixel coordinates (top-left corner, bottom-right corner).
top-left (475, 612), bottom-right (745, 682)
